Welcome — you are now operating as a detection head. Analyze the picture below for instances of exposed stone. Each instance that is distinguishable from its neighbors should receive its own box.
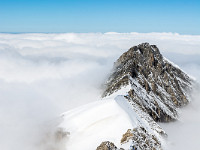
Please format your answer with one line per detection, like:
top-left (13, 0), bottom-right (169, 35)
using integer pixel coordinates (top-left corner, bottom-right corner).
top-left (121, 129), bottom-right (133, 144)
top-left (96, 141), bottom-right (123, 150)
top-left (102, 43), bottom-right (193, 122)
top-left (121, 127), bottom-right (162, 150)
top-left (97, 43), bottom-right (193, 150)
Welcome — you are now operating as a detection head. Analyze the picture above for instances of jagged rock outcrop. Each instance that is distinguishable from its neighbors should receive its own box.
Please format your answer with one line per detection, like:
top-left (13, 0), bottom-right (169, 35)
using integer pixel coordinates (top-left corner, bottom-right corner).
top-left (121, 127), bottom-right (162, 150)
top-left (96, 141), bottom-right (124, 150)
top-left (96, 126), bottom-right (162, 150)
top-left (97, 43), bottom-right (194, 150)
top-left (102, 43), bottom-right (193, 122)
top-left (121, 129), bottom-right (133, 143)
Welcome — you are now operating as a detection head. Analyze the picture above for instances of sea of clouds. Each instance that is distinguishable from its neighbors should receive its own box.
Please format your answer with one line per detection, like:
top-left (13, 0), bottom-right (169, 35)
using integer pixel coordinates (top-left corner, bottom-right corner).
top-left (0, 32), bottom-right (200, 150)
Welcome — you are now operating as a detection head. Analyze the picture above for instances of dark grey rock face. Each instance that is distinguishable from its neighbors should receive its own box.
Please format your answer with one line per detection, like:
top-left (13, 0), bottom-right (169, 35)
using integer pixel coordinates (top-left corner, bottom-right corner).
top-left (102, 43), bottom-right (193, 122)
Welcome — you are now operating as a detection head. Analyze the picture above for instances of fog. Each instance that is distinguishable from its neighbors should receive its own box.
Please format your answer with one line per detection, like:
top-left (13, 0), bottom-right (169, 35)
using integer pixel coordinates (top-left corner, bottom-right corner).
top-left (0, 33), bottom-right (200, 150)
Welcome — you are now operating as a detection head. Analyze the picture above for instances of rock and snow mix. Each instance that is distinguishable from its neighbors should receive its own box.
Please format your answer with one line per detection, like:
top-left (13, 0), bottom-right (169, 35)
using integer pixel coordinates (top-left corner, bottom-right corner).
top-left (58, 43), bottom-right (193, 150)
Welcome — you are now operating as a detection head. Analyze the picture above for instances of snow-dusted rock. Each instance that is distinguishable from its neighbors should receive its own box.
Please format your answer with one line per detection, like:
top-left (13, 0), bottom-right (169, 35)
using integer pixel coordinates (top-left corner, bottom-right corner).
top-left (98, 43), bottom-right (193, 149)
top-left (102, 43), bottom-right (193, 122)
top-left (57, 43), bottom-right (193, 150)
top-left (96, 141), bottom-right (120, 150)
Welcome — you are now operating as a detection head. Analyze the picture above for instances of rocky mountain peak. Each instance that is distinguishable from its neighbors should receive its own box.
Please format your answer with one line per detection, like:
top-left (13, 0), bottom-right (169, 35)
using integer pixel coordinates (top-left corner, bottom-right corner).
top-left (103, 43), bottom-right (193, 122)
top-left (116, 42), bottom-right (161, 66)
top-left (58, 43), bottom-right (194, 150)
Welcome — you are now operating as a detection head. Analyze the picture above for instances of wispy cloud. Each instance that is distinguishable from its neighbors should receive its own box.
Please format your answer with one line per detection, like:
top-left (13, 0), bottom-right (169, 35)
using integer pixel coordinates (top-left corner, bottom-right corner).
top-left (0, 33), bottom-right (200, 150)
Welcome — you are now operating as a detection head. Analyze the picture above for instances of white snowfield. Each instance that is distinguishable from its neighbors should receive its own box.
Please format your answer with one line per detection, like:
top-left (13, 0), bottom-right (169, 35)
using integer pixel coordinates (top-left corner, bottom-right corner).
top-left (59, 86), bottom-right (165, 150)
top-left (59, 98), bottom-right (134, 150)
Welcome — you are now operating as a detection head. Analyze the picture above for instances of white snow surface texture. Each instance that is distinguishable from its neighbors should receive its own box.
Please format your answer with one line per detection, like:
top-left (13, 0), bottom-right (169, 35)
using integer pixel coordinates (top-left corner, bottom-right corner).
top-left (59, 97), bottom-right (132, 150)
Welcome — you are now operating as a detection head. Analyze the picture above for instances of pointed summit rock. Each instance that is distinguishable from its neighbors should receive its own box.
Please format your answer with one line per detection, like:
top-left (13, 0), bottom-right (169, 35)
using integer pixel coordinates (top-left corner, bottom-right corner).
top-left (102, 43), bottom-right (193, 122)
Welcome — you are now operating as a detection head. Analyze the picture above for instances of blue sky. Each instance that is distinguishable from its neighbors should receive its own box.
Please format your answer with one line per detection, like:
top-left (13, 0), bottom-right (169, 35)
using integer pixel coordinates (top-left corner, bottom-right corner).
top-left (0, 0), bottom-right (200, 34)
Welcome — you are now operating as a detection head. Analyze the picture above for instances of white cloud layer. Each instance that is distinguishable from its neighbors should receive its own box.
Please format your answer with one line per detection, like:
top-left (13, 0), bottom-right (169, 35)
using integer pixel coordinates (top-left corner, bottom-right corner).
top-left (0, 32), bottom-right (200, 150)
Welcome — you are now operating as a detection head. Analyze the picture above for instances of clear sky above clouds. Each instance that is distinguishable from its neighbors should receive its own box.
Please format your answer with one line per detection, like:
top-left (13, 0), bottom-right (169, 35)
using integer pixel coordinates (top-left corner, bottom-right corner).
top-left (0, 0), bottom-right (200, 34)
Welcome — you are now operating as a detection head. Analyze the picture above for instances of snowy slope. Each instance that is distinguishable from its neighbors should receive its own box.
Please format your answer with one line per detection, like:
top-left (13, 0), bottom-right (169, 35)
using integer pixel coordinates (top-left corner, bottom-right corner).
top-left (59, 98), bottom-right (135, 150)
top-left (58, 85), bottom-right (166, 150)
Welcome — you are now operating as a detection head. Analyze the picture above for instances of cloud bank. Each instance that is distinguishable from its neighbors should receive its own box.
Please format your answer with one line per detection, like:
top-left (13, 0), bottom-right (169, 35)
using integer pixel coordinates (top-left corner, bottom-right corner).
top-left (0, 32), bottom-right (200, 150)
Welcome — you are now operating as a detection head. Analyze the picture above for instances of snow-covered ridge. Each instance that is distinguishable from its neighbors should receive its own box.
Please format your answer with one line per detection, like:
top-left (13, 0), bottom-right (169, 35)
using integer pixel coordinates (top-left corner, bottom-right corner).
top-left (59, 98), bottom-right (135, 150)
top-left (57, 84), bottom-right (167, 149)
top-left (57, 43), bottom-right (193, 150)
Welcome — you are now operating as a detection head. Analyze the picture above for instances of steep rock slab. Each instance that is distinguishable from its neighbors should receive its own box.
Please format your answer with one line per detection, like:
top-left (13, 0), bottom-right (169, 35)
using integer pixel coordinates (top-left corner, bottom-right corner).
top-left (102, 43), bottom-right (193, 122)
